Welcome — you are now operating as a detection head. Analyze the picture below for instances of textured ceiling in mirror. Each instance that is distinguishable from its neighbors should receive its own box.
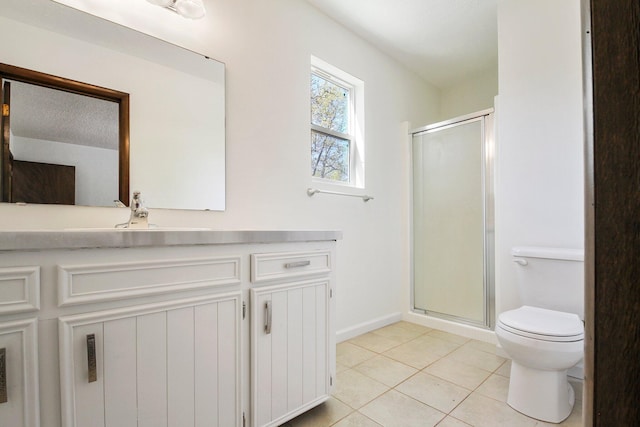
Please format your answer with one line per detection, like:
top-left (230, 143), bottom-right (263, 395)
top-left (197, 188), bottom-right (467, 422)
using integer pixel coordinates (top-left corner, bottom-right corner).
top-left (9, 80), bottom-right (119, 150)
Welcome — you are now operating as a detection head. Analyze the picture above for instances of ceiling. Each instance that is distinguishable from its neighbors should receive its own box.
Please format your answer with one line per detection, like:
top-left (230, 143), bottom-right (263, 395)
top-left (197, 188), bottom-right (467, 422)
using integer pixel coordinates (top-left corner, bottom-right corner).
top-left (9, 81), bottom-right (119, 150)
top-left (305, 0), bottom-right (498, 89)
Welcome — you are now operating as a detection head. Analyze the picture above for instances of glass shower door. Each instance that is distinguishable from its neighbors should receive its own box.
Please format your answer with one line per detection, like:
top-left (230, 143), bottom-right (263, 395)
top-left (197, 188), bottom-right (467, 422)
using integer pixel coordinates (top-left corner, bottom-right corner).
top-left (412, 112), bottom-right (494, 327)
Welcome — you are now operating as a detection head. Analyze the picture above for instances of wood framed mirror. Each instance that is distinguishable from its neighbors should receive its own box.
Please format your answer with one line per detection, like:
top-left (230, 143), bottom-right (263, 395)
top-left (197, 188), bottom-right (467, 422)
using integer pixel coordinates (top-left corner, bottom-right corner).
top-left (0, 63), bottom-right (130, 206)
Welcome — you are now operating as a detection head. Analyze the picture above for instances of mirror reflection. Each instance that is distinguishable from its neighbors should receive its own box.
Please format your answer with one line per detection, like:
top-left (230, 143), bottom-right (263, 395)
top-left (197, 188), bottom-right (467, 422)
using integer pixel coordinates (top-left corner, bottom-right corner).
top-left (0, 0), bottom-right (225, 210)
top-left (1, 64), bottom-right (128, 207)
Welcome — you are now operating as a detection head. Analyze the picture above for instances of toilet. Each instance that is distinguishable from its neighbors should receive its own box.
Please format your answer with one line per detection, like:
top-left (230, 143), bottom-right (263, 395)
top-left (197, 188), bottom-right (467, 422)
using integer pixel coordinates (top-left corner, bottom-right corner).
top-left (495, 247), bottom-right (584, 423)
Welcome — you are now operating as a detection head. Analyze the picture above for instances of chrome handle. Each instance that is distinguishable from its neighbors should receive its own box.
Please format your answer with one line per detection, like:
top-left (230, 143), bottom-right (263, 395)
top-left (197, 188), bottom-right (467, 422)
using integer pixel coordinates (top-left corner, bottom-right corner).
top-left (264, 301), bottom-right (272, 335)
top-left (284, 260), bottom-right (311, 269)
top-left (87, 334), bottom-right (97, 383)
top-left (0, 348), bottom-right (6, 403)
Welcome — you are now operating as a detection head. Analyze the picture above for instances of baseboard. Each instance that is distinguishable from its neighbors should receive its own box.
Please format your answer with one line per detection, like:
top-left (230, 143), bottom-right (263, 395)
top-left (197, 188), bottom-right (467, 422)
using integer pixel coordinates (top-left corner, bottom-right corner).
top-left (403, 311), bottom-right (497, 344)
top-left (336, 312), bottom-right (402, 343)
top-left (336, 311), bottom-right (498, 346)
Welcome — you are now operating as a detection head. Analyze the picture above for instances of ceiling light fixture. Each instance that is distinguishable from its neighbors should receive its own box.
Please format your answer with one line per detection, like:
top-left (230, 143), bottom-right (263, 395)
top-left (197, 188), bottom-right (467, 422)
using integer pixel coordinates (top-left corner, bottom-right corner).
top-left (146, 0), bottom-right (206, 20)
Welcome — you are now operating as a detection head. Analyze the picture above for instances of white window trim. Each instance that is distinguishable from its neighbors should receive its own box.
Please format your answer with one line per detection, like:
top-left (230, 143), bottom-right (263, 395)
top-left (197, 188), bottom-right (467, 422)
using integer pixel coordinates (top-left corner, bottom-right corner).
top-left (311, 56), bottom-right (365, 189)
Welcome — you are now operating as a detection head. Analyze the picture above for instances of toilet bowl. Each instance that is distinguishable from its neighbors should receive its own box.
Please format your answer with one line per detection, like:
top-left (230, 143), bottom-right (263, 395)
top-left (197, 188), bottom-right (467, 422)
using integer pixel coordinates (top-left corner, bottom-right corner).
top-left (496, 305), bottom-right (584, 423)
top-left (497, 246), bottom-right (584, 423)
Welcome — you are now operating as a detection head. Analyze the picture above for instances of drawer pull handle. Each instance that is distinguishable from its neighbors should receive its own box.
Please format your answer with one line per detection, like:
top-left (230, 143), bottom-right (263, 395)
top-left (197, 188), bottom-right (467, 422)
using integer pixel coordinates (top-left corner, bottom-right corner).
top-left (265, 301), bottom-right (272, 335)
top-left (0, 348), bottom-right (6, 403)
top-left (284, 260), bottom-right (311, 269)
top-left (87, 334), bottom-right (97, 383)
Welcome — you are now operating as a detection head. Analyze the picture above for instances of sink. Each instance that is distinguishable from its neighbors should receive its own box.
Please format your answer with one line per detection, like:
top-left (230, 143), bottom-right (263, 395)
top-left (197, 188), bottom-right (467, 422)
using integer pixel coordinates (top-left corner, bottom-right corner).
top-left (63, 227), bottom-right (211, 231)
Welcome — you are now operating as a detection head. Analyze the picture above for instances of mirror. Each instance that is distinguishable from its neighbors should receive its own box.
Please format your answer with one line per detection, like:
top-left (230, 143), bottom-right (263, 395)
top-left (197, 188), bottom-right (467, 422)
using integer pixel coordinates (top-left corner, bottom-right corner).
top-left (0, 0), bottom-right (225, 210)
top-left (1, 64), bottom-right (129, 206)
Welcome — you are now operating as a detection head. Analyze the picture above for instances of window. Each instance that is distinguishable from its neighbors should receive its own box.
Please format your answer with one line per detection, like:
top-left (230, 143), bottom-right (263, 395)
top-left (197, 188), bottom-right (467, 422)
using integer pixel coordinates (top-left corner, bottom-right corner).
top-left (310, 57), bottom-right (364, 187)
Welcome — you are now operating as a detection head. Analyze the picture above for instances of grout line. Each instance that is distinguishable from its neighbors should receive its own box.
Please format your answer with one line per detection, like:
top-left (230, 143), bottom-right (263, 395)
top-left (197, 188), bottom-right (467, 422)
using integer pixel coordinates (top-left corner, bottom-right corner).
top-left (325, 322), bottom-right (581, 427)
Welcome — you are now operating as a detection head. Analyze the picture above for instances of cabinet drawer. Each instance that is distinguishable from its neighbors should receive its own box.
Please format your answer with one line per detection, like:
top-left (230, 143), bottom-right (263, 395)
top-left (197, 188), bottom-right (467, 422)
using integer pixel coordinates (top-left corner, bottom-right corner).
top-left (0, 266), bottom-right (40, 315)
top-left (58, 256), bottom-right (241, 306)
top-left (251, 251), bottom-right (331, 284)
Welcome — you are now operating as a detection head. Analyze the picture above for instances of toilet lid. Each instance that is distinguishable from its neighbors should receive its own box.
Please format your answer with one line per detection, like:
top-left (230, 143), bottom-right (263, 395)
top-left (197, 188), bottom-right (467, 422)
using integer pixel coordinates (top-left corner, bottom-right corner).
top-left (498, 306), bottom-right (584, 341)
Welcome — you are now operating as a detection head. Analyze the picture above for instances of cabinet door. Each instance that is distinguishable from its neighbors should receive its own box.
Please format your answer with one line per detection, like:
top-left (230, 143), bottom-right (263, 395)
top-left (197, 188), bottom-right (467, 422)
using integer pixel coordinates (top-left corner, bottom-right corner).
top-left (0, 318), bottom-right (39, 427)
top-left (59, 293), bottom-right (241, 427)
top-left (251, 280), bottom-right (330, 427)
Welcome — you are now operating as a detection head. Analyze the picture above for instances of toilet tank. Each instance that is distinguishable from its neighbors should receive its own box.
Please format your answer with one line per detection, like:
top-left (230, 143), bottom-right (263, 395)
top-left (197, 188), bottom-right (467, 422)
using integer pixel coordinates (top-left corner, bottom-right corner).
top-left (511, 246), bottom-right (584, 319)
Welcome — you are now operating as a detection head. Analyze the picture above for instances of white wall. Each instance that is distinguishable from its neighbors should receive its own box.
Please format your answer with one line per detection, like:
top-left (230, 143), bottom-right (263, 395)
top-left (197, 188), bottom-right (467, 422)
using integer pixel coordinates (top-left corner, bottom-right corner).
top-left (440, 65), bottom-right (498, 120)
top-left (0, 0), bottom-right (439, 335)
top-left (11, 135), bottom-right (118, 206)
top-left (495, 0), bottom-right (584, 315)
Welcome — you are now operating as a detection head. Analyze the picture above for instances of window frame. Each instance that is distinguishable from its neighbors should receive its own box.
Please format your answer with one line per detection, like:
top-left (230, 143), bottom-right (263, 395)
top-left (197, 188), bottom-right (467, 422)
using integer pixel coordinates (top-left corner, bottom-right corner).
top-left (310, 57), bottom-right (364, 188)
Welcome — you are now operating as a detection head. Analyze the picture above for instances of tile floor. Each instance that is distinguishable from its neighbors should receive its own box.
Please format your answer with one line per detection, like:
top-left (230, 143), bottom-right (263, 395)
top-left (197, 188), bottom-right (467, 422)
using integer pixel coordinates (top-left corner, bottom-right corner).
top-left (283, 321), bottom-right (583, 427)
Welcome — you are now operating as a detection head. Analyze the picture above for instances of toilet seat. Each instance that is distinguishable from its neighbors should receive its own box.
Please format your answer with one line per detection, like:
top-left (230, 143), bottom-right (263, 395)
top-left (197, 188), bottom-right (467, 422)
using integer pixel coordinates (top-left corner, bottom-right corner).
top-left (498, 306), bottom-right (584, 342)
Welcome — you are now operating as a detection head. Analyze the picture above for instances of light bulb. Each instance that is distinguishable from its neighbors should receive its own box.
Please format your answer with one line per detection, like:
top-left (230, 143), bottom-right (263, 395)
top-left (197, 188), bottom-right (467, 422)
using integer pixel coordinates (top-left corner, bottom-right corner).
top-left (174, 0), bottom-right (206, 19)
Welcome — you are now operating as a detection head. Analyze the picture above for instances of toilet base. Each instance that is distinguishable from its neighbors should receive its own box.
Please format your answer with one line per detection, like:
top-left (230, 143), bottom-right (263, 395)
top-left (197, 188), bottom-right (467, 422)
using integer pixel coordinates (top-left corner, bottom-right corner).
top-left (507, 361), bottom-right (575, 423)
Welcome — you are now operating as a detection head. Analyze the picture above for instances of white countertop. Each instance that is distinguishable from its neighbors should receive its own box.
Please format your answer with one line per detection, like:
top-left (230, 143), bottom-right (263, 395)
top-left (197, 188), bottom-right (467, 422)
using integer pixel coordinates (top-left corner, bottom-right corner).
top-left (0, 229), bottom-right (343, 251)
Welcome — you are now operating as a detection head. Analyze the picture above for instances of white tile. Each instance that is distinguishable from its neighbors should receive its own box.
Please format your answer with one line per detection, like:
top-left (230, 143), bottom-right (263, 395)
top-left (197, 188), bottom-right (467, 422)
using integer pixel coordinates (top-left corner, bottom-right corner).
top-left (424, 358), bottom-right (492, 390)
top-left (360, 390), bottom-right (446, 427)
top-left (283, 397), bottom-right (352, 427)
top-left (394, 321), bottom-right (433, 334)
top-left (349, 332), bottom-right (405, 353)
top-left (447, 345), bottom-right (506, 372)
top-left (396, 372), bottom-right (471, 413)
top-left (534, 396), bottom-right (583, 427)
top-left (336, 363), bottom-right (349, 373)
top-left (333, 369), bottom-right (389, 409)
top-left (383, 340), bottom-right (442, 369)
top-left (332, 412), bottom-right (383, 427)
top-left (337, 342), bottom-right (377, 368)
top-left (475, 374), bottom-right (509, 402)
top-left (495, 359), bottom-right (512, 377)
top-left (371, 323), bottom-right (426, 343)
top-left (436, 416), bottom-right (473, 427)
top-left (465, 339), bottom-right (499, 354)
top-left (333, 327), bottom-right (583, 427)
top-left (354, 355), bottom-right (418, 387)
top-left (411, 335), bottom-right (463, 357)
top-left (427, 330), bottom-right (470, 345)
top-left (451, 393), bottom-right (538, 427)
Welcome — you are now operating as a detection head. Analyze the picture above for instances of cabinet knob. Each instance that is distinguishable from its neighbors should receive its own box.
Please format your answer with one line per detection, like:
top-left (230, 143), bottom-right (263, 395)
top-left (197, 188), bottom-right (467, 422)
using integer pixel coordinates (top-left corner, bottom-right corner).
top-left (0, 347), bottom-right (6, 403)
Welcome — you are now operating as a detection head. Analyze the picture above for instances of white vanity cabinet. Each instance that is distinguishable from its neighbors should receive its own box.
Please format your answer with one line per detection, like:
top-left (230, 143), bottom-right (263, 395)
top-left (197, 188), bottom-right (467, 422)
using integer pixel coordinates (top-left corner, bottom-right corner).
top-left (58, 293), bottom-right (241, 427)
top-left (250, 251), bottom-right (334, 427)
top-left (0, 267), bottom-right (40, 427)
top-left (0, 318), bottom-right (39, 427)
top-left (0, 230), bottom-right (339, 427)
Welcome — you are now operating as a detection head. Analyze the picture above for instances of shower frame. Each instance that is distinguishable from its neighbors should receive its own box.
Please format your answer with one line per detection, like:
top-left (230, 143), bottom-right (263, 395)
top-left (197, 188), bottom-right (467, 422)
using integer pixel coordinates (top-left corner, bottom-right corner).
top-left (409, 108), bottom-right (495, 329)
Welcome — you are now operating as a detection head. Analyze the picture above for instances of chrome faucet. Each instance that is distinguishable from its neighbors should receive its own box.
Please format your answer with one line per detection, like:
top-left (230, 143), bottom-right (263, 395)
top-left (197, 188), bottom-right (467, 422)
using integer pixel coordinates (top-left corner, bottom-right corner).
top-left (116, 191), bottom-right (149, 229)
top-left (128, 191), bottom-right (149, 228)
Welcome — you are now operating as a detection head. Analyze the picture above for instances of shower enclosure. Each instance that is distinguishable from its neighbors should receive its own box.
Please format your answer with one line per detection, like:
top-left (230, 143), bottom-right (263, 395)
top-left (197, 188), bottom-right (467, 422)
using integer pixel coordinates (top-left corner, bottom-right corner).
top-left (411, 109), bottom-right (494, 328)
